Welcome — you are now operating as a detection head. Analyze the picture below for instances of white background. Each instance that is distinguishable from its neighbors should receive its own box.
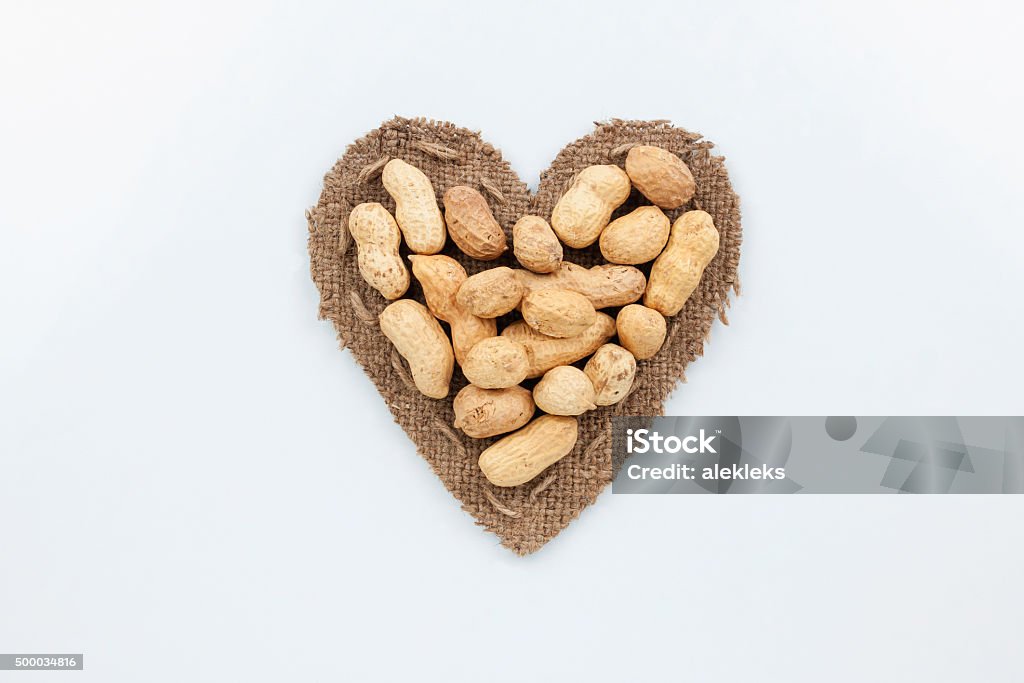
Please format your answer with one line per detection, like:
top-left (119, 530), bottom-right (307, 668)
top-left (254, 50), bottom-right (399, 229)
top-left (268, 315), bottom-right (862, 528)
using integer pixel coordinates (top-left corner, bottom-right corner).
top-left (2, 1), bottom-right (1023, 681)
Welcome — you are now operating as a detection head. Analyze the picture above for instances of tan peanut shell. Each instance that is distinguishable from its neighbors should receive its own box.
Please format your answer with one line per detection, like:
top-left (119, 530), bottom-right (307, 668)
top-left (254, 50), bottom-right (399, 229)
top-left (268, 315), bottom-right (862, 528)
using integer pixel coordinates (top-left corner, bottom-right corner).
top-left (512, 215), bottom-right (562, 273)
top-left (501, 312), bottom-right (616, 378)
top-left (513, 262), bottom-right (646, 309)
top-left (478, 415), bottom-right (579, 487)
top-left (584, 344), bottom-right (636, 406)
top-left (409, 255), bottom-right (496, 365)
top-left (533, 366), bottom-right (597, 416)
top-left (550, 165), bottom-right (631, 248)
top-left (599, 206), bottom-right (670, 265)
top-left (347, 203), bottom-right (410, 300)
top-left (644, 210), bottom-right (720, 316)
top-left (462, 337), bottom-right (530, 389)
top-left (442, 185), bottom-right (508, 260)
top-left (625, 145), bottom-right (695, 209)
top-left (455, 267), bottom-right (523, 318)
top-left (381, 159), bottom-right (446, 254)
top-left (379, 299), bottom-right (454, 399)
top-left (616, 304), bottom-right (667, 360)
top-left (521, 289), bottom-right (596, 338)
top-left (453, 384), bottom-right (534, 438)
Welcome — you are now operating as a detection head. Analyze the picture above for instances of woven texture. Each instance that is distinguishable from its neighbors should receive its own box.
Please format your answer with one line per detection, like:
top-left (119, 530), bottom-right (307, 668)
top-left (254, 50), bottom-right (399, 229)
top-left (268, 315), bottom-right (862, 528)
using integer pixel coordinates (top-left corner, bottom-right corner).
top-left (307, 117), bottom-right (741, 554)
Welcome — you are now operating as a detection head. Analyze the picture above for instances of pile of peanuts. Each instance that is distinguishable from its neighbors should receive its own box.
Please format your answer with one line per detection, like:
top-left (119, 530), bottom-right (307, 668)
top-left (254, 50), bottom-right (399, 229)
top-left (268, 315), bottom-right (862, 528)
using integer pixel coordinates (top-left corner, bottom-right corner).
top-left (349, 145), bottom-right (719, 488)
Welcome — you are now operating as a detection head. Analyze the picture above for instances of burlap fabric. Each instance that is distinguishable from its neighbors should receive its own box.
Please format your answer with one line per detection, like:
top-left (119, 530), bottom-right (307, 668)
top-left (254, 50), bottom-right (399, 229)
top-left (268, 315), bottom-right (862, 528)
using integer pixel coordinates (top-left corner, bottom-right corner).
top-left (307, 117), bottom-right (741, 554)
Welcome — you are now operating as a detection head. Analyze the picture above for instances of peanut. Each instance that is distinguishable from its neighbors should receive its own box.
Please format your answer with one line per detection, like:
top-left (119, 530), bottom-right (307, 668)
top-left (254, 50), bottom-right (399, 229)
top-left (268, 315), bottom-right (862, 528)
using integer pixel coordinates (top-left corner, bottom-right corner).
top-left (512, 215), bottom-right (562, 273)
top-left (514, 262), bottom-right (646, 309)
top-left (644, 210), bottom-right (719, 316)
top-left (584, 344), bottom-right (636, 406)
top-left (347, 203), bottom-right (410, 300)
top-left (599, 206), bottom-right (670, 265)
top-left (453, 384), bottom-right (534, 438)
top-left (381, 159), bottom-right (446, 254)
top-left (502, 312), bottom-right (615, 378)
top-left (550, 165), bottom-right (631, 248)
top-left (409, 255), bottom-right (496, 365)
top-left (625, 145), bottom-right (695, 209)
top-left (521, 289), bottom-right (596, 339)
top-left (478, 415), bottom-right (578, 487)
top-left (462, 337), bottom-right (530, 389)
top-left (455, 267), bottom-right (523, 319)
top-left (442, 186), bottom-right (508, 260)
top-left (379, 299), bottom-right (454, 399)
top-left (533, 366), bottom-right (596, 416)
top-left (616, 304), bottom-right (667, 360)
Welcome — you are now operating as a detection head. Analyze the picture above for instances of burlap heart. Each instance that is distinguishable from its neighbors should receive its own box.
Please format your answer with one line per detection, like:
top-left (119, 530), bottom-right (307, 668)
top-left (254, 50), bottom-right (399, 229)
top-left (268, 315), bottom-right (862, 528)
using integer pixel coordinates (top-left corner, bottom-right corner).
top-left (307, 117), bottom-right (741, 554)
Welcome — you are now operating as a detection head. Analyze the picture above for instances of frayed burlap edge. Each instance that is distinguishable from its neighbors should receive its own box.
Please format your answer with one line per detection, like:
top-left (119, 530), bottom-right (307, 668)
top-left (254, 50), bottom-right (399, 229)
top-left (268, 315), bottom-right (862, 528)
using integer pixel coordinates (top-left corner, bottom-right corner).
top-left (307, 116), bottom-right (741, 555)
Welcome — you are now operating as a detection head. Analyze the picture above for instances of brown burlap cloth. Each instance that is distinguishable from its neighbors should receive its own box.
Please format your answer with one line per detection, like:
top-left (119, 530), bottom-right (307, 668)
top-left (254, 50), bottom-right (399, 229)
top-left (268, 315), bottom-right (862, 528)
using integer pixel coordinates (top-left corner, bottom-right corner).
top-left (307, 117), bottom-right (741, 554)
